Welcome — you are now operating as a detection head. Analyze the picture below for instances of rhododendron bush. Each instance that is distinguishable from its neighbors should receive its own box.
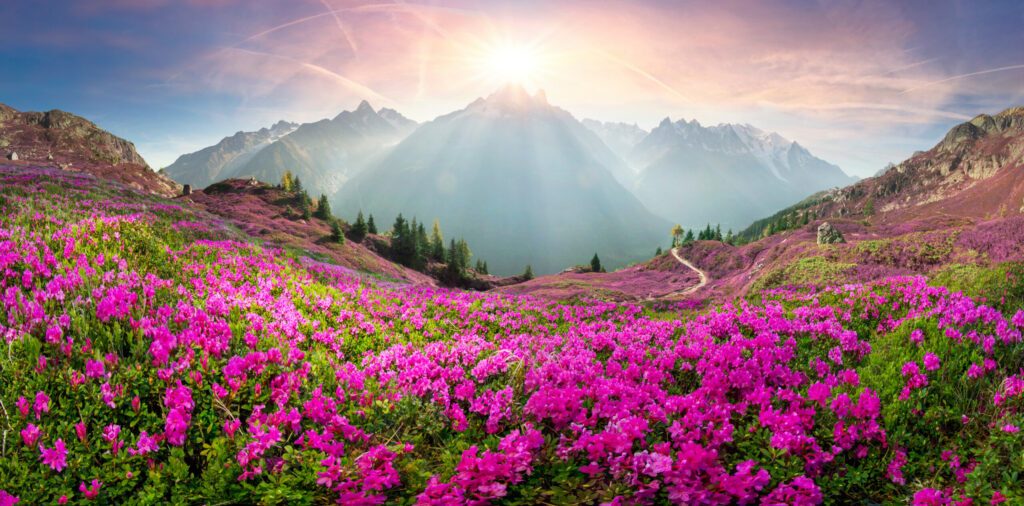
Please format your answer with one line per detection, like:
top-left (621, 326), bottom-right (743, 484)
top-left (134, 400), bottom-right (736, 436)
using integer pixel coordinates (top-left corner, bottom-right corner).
top-left (0, 165), bottom-right (1023, 504)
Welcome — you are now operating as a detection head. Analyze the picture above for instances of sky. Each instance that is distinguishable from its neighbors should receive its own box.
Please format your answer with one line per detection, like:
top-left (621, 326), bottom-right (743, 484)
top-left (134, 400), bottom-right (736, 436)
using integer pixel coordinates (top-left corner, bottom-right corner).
top-left (1, 0), bottom-right (1022, 176)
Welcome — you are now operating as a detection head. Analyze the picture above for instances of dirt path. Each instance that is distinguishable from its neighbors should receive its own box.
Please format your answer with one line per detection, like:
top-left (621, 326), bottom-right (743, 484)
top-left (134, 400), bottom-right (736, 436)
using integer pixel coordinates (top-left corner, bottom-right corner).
top-left (670, 247), bottom-right (708, 296)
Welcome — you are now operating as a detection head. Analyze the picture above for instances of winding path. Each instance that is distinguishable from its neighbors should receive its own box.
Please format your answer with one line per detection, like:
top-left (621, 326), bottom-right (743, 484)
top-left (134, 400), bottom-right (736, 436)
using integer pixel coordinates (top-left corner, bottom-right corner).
top-left (670, 247), bottom-right (708, 296)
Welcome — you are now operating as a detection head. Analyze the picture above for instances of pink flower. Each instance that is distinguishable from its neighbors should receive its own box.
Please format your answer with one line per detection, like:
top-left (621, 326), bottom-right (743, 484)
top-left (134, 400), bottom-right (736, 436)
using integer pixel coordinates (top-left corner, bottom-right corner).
top-left (75, 422), bottom-right (88, 443)
top-left (0, 490), bottom-right (19, 506)
top-left (923, 353), bottom-right (941, 371)
top-left (85, 359), bottom-right (105, 379)
top-left (991, 491), bottom-right (1007, 505)
top-left (132, 431), bottom-right (159, 456)
top-left (20, 423), bottom-right (41, 447)
top-left (40, 438), bottom-right (68, 472)
top-left (33, 391), bottom-right (50, 419)
top-left (79, 480), bottom-right (102, 501)
top-left (58, 496), bottom-right (68, 505)
top-left (1001, 424), bottom-right (1020, 433)
top-left (912, 488), bottom-right (949, 505)
top-left (910, 329), bottom-right (925, 345)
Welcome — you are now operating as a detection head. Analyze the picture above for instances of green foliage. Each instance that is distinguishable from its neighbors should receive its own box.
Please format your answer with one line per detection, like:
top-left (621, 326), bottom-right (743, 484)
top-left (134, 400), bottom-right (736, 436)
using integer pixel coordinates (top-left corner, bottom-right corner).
top-left (351, 211), bottom-right (368, 242)
top-left (367, 214), bottom-right (377, 235)
top-left (750, 256), bottom-right (855, 295)
top-left (930, 262), bottom-right (1024, 312)
top-left (331, 219), bottom-right (345, 244)
top-left (314, 194), bottom-right (332, 220)
top-left (280, 170), bottom-right (294, 192)
top-left (590, 253), bottom-right (603, 273)
top-left (522, 264), bottom-right (534, 280)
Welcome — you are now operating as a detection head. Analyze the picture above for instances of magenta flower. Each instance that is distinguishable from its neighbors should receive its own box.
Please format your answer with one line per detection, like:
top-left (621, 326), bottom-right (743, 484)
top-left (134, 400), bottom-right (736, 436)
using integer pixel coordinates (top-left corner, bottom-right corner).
top-left (33, 391), bottom-right (50, 419)
top-left (0, 490), bottom-right (19, 506)
top-left (20, 423), bottom-right (41, 447)
top-left (922, 353), bottom-right (941, 371)
top-left (75, 422), bottom-right (88, 443)
top-left (39, 438), bottom-right (68, 472)
top-left (79, 480), bottom-right (102, 501)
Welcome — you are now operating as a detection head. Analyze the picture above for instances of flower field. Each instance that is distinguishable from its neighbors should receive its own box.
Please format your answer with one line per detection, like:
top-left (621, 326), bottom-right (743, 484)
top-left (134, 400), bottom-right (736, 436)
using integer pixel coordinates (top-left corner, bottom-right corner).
top-left (1, 165), bottom-right (1023, 504)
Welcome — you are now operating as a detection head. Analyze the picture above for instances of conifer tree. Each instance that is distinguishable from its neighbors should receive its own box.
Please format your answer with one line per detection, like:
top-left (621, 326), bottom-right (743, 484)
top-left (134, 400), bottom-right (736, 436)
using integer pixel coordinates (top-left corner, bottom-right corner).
top-left (351, 211), bottom-right (368, 242)
top-left (430, 219), bottom-right (445, 262)
top-left (684, 229), bottom-right (695, 244)
top-left (655, 247), bottom-right (662, 256)
top-left (590, 253), bottom-right (602, 273)
top-left (330, 220), bottom-right (345, 244)
top-left (522, 264), bottom-right (534, 280)
top-left (367, 214), bottom-right (378, 234)
top-left (314, 195), bottom-right (332, 220)
top-left (293, 177), bottom-right (304, 193)
top-left (714, 224), bottom-right (723, 241)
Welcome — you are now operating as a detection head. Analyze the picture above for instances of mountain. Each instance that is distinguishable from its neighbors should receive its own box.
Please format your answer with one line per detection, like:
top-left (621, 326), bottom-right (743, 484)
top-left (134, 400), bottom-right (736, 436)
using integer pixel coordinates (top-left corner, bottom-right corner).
top-left (629, 118), bottom-right (855, 229)
top-left (0, 103), bottom-right (179, 197)
top-left (581, 119), bottom-right (648, 161)
top-left (673, 105), bottom-right (1024, 304)
top-left (166, 101), bottom-right (416, 196)
top-left (163, 120), bottom-right (298, 188)
top-left (795, 106), bottom-right (1024, 223)
top-left (336, 85), bottom-right (667, 275)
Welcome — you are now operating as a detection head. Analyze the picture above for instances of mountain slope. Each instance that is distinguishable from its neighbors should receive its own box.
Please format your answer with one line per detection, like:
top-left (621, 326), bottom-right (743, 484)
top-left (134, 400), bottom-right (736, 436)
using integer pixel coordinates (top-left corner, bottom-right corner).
top-left (0, 103), bottom-right (179, 196)
top-left (581, 119), bottom-right (648, 162)
top-left (630, 118), bottom-right (854, 229)
top-left (165, 102), bottom-right (416, 196)
top-left (164, 120), bottom-right (298, 188)
top-left (680, 105), bottom-right (1024, 303)
top-left (226, 101), bottom-right (416, 196)
top-left (336, 86), bottom-right (667, 275)
top-left (792, 106), bottom-right (1024, 223)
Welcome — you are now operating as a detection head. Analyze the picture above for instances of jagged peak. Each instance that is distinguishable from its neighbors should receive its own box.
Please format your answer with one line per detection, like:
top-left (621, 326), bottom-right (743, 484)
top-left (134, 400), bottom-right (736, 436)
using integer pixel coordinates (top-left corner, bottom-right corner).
top-left (355, 100), bottom-right (375, 114)
top-left (996, 106), bottom-right (1024, 118)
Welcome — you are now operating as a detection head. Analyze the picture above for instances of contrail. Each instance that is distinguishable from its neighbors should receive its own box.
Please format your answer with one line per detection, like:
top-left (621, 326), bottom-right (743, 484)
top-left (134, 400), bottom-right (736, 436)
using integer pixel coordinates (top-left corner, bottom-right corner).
top-left (901, 64), bottom-right (1024, 94)
top-left (597, 51), bottom-right (690, 103)
top-left (227, 47), bottom-right (396, 106)
top-left (319, 0), bottom-right (359, 57)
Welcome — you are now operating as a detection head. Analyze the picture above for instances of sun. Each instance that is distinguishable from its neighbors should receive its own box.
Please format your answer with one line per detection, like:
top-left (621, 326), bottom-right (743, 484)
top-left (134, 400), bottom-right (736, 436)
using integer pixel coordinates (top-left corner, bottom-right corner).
top-left (485, 44), bottom-right (540, 84)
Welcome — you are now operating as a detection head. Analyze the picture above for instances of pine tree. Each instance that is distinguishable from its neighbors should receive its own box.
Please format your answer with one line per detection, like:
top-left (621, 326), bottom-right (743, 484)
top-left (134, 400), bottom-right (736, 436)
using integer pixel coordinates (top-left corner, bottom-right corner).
top-left (330, 220), bottom-right (345, 244)
top-left (655, 247), bottom-right (662, 256)
top-left (522, 264), bottom-right (534, 280)
top-left (684, 229), bottom-right (695, 244)
top-left (367, 214), bottom-right (378, 234)
top-left (590, 253), bottom-right (602, 273)
top-left (351, 211), bottom-right (368, 242)
top-left (314, 195), bottom-right (332, 220)
top-left (475, 259), bottom-right (488, 275)
top-left (293, 177), bottom-right (304, 193)
top-left (725, 229), bottom-right (734, 245)
top-left (714, 224), bottom-right (722, 241)
top-left (429, 219), bottom-right (445, 262)
top-left (298, 191), bottom-right (312, 220)
top-left (390, 214), bottom-right (415, 267)
top-left (415, 220), bottom-right (429, 270)
top-left (280, 170), bottom-right (294, 191)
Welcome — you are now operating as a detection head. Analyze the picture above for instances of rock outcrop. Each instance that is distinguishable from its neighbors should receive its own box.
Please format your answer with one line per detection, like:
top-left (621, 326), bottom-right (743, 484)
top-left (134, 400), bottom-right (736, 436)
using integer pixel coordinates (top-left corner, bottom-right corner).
top-left (817, 222), bottom-right (845, 245)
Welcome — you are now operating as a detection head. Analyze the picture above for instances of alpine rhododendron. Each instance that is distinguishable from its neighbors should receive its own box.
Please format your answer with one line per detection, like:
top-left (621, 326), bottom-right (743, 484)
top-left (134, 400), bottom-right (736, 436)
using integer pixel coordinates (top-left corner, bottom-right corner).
top-left (0, 165), bottom-right (1022, 504)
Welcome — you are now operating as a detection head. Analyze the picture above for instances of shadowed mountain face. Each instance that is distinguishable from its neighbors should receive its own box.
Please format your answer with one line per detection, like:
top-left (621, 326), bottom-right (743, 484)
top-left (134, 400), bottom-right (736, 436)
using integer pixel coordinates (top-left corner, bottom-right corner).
top-left (625, 118), bottom-right (855, 230)
top-left (163, 120), bottom-right (298, 189)
top-left (165, 101), bottom-right (416, 195)
top-left (0, 103), bottom-right (179, 197)
top-left (336, 86), bottom-right (667, 275)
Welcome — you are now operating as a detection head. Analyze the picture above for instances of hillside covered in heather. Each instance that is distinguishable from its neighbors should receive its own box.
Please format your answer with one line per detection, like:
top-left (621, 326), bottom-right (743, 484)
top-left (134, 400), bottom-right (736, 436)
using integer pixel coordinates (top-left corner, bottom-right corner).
top-left (1, 161), bottom-right (1023, 505)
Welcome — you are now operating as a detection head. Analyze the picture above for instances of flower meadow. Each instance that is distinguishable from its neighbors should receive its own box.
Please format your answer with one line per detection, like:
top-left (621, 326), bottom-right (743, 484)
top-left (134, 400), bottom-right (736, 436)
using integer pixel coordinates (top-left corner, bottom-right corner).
top-left (0, 165), bottom-right (1023, 505)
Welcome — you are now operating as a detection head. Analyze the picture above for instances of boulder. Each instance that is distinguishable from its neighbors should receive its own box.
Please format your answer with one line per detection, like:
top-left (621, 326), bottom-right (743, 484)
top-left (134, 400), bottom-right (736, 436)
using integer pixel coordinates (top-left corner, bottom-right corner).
top-left (182, 184), bottom-right (192, 196)
top-left (7, 151), bottom-right (17, 161)
top-left (817, 222), bottom-right (845, 245)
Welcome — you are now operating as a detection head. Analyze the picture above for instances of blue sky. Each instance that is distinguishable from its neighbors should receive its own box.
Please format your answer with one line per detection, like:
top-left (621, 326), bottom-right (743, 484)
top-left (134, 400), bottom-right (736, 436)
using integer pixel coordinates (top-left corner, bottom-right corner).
top-left (1, 0), bottom-right (1022, 176)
